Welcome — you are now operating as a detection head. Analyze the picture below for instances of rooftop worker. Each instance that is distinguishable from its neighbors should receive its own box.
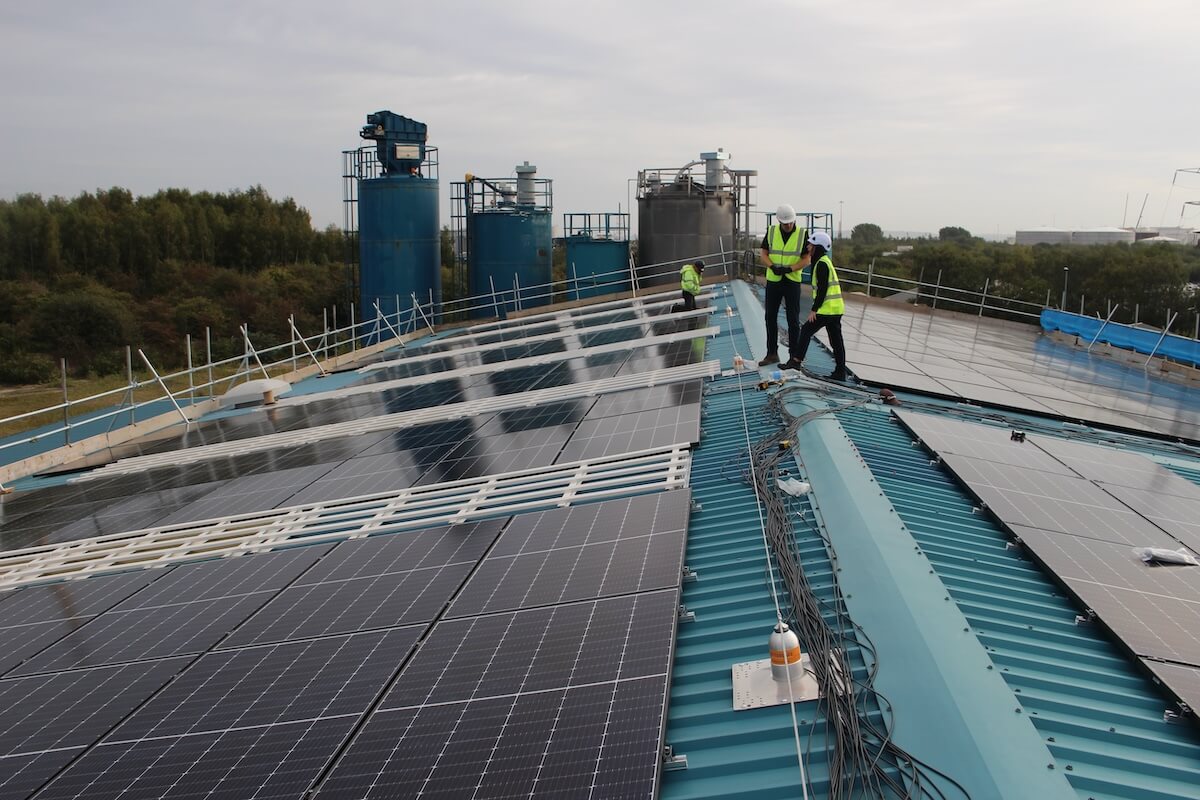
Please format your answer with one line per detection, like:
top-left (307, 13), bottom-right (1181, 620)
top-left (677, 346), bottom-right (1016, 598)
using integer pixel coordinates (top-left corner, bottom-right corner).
top-left (785, 231), bottom-right (847, 379)
top-left (678, 259), bottom-right (704, 311)
top-left (758, 205), bottom-right (808, 366)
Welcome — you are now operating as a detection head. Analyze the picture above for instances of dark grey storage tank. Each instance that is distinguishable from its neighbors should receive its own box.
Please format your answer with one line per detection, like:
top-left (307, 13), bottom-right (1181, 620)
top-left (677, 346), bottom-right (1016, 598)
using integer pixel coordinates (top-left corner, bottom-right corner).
top-left (636, 149), bottom-right (755, 288)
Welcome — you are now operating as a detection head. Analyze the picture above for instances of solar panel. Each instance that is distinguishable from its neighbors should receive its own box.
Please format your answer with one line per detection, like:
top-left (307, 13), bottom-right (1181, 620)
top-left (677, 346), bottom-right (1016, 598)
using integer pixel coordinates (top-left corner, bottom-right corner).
top-left (0, 570), bottom-right (162, 627)
top-left (110, 544), bottom-right (330, 611)
top-left (153, 463), bottom-right (339, 524)
top-left (0, 657), bottom-right (189, 755)
top-left (489, 490), bottom-right (690, 557)
top-left (1033, 437), bottom-right (1200, 497)
top-left (220, 561), bottom-right (476, 647)
top-left (316, 675), bottom-right (668, 799)
top-left (584, 382), bottom-right (703, 420)
top-left (219, 521), bottom-right (505, 648)
top-left (941, 453), bottom-right (1178, 548)
top-left (556, 404), bottom-right (701, 462)
top-left (0, 749), bottom-right (80, 800)
top-left (0, 571), bottom-right (168, 677)
top-left (472, 401), bottom-right (588, 436)
top-left (10, 591), bottom-right (274, 676)
top-left (35, 716), bottom-right (358, 800)
top-left (1140, 659), bottom-right (1200, 713)
top-left (415, 426), bottom-right (573, 485)
top-left (897, 411), bottom-right (1076, 475)
top-left (446, 493), bottom-right (689, 618)
top-left (1092, 483), bottom-right (1200, 554)
top-left (299, 520), bottom-right (506, 585)
top-left (111, 628), bottom-right (422, 740)
top-left (385, 590), bottom-right (678, 708)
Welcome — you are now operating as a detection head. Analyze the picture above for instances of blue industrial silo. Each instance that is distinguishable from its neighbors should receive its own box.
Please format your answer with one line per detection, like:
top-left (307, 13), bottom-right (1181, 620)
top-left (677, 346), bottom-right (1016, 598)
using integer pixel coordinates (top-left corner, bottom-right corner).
top-left (453, 163), bottom-right (553, 318)
top-left (564, 212), bottom-right (631, 301)
top-left (344, 111), bottom-right (440, 340)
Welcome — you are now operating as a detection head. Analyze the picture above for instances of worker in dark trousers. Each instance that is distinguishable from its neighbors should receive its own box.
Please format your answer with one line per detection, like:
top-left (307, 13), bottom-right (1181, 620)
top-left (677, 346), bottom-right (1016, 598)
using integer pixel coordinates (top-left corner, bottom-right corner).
top-left (785, 231), bottom-right (846, 380)
top-left (678, 259), bottom-right (703, 311)
top-left (758, 205), bottom-right (808, 366)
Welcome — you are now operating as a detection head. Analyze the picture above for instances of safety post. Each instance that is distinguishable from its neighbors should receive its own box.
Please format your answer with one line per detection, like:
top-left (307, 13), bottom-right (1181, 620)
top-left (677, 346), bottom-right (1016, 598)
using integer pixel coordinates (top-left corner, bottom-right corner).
top-left (138, 349), bottom-right (191, 428)
top-left (1086, 304), bottom-right (1121, 352)
top-left (60, 359), bottom-right (69, 445)
top-left (1144, 311), bottom-right (1179, 368)
top-left (288, 317), bottom-right (329, 377)
top-left (978, 279), bottom-right (989, 317)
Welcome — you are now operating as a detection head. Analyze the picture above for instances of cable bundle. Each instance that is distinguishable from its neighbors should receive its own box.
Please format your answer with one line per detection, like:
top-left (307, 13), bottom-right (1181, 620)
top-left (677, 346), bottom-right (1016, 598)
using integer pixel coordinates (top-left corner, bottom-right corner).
top-left (731, 386), bottom-right (971, 800)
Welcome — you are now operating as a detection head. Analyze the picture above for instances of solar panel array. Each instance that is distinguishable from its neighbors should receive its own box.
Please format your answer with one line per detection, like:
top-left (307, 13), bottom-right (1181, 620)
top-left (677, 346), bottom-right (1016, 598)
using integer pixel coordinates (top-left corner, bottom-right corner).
top-left (1, 309), bottom-right (705, 555)
top-left (898, 409), bottom-right (1200, 712)
top-left (840, 302), bottom-right (1200, 441)
top-left (0, 493), bottom-right (687, 799)
top-left (0, 295), bottom-right (708, 798)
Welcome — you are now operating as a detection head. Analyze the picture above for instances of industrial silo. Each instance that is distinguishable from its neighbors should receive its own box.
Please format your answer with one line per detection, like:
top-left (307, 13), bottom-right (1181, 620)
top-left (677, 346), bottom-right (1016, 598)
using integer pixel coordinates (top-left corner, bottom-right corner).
top-left (564, 212), bottom-right (631, 301)
top-left (452, 163), bottom-right (553, 318)
top-left (343, 111), bottom-right (440, 339)
top-left (636, 149), bottom-right (756, 287)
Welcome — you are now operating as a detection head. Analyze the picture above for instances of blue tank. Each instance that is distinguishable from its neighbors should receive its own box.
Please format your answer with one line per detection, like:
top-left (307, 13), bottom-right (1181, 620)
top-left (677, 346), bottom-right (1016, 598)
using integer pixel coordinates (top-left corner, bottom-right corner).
top-left (565, 235), bottom-right (630, 301)
top-left (469, 209), bottom-right (552, 317)
top-left (358, 174), bottom-right (439, 336)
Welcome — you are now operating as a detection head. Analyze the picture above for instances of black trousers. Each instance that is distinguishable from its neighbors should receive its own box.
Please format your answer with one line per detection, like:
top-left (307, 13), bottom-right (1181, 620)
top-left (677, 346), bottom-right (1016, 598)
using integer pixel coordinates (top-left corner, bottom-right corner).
top-left (792, 314), bottom-right (846, 371)
top-left (764, 279), bottom-right (802, 355)
top-left (681, 290), bottom-right (697, 311)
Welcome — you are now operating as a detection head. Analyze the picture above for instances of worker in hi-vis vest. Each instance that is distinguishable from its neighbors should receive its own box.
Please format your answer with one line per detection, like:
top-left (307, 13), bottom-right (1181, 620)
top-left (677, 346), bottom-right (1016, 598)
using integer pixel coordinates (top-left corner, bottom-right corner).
top-left (786, 231), bottom-right (847, 380)
top-left (757, 204), bottom-right (808, 366)
top-left (678, 259), bottom-right (703, 311)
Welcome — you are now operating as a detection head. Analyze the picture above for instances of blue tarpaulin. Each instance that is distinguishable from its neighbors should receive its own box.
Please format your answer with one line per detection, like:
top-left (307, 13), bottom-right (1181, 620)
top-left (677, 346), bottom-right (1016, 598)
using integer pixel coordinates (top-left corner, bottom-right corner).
top-left (1041, 309), bottom-right (1200, 367)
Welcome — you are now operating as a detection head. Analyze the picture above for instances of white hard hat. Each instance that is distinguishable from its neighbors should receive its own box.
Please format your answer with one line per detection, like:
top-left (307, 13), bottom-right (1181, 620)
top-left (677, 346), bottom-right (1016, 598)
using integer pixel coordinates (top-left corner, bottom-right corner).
top-left (776, 204), bottom-right (796, 224)
top-left (809, 231), bottom-right (832, 249)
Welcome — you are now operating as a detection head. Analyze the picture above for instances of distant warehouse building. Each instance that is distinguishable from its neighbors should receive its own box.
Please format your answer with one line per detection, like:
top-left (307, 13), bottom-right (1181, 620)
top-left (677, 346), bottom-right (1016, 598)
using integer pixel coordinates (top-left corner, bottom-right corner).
top-left (1015, 226), bottom-right (1137, 245)
top-left (1071, 226), bottom-right (1136, 245)
top-left (1014, 226), bottom-right (1071, 245)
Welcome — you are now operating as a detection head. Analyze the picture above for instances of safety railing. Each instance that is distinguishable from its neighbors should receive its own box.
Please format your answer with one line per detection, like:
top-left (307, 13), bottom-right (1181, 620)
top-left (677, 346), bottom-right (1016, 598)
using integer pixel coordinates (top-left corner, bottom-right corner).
top-left (0, 256), bottom-right (733, 473)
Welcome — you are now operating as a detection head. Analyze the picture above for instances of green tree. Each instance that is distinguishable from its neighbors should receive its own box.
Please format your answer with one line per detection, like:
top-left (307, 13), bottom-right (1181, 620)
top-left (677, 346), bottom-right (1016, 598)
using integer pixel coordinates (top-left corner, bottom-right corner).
top-left (850, 223), bottom-right (884, 246)
top-left (938, 226), bottom-right (974, 245)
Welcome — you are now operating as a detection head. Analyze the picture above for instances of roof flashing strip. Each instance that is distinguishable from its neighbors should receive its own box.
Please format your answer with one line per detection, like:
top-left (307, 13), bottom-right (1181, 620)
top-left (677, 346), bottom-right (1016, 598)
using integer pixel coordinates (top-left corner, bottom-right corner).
top-left (76, 360), bottom-right (720, 479)
top-left (0, 443), bottom-right (693, 591)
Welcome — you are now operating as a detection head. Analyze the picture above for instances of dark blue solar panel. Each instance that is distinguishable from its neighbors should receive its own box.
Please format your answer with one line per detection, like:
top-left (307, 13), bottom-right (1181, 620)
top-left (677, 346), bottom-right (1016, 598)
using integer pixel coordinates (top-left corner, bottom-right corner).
top-left (0, 657), bottom-right (189, 755)
top-left (315, 676), bottom-right (667, 799)
top-left (111, 628), bottom-right (421, 740)
top-left (35, 716), bottom-right (357, 800)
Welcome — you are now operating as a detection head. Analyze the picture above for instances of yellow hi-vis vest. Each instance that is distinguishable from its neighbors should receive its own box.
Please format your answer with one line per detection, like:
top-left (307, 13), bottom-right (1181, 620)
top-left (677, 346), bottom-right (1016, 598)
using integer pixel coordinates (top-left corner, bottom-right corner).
top-left (766, 225), bottom-right (807, 283)
top-left (680, 263), bottom-right (701, 295)
top-left (812, 254), bottom-right (844, 315)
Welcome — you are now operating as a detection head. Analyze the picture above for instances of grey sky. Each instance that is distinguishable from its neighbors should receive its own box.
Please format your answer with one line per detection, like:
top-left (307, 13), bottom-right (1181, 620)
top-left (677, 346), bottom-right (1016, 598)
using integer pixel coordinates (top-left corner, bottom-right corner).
top-left (2, 0), bottom-right (1198, 239)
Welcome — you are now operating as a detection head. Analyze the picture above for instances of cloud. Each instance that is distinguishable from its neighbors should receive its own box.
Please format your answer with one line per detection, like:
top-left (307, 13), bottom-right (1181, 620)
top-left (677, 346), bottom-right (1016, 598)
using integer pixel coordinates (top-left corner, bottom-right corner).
top-left (0, 0), bottom-right (1196, 236)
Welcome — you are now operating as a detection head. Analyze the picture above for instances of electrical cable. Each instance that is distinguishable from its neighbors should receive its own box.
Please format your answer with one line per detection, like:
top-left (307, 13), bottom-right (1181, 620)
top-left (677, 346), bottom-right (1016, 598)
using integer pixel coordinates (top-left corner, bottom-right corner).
top-left (724, 375), bottom-right (973, 799)
top-left (717, 292), bottom-right (811, 800)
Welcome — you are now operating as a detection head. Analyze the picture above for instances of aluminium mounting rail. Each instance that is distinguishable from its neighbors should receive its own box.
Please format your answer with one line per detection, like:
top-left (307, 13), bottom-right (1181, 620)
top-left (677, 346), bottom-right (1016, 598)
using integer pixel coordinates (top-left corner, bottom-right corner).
top-left (274, 326), bottom-right (720, 407)
top-left (74, 360), bottom-right (720, 480)
top-left (0, 443), bottom-right (693, 591)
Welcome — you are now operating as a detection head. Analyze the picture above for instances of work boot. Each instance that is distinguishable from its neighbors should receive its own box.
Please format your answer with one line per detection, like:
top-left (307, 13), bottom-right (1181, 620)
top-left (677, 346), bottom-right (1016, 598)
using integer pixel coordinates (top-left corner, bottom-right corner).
top-left (783, 357), bottom-right (804, 371)
top-left (757, 352), bottom-right (780, 367)
top-left (829, 369), bottom-right (848, 382)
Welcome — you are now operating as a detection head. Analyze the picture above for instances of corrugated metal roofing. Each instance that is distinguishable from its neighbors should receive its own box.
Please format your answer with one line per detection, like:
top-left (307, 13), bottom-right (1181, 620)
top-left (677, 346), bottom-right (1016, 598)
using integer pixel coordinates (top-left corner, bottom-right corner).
top-left (836, 404), bottom-right (1200, 799)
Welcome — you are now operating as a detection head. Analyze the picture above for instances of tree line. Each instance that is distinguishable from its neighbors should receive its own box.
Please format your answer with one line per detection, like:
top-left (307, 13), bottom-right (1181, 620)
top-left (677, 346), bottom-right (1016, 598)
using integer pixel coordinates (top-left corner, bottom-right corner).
top-left (0, 187), bottom-right (348, 383)
top-left (840, 223), bottom-right (1200, 333)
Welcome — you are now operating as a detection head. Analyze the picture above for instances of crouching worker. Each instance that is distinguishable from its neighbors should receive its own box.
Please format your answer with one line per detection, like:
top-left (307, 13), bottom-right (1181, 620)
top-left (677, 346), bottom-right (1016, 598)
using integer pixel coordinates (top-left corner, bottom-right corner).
top-left (678, 259), bottom-right (703, 311)
top-left (785, 232), bottom-right (847, 380)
